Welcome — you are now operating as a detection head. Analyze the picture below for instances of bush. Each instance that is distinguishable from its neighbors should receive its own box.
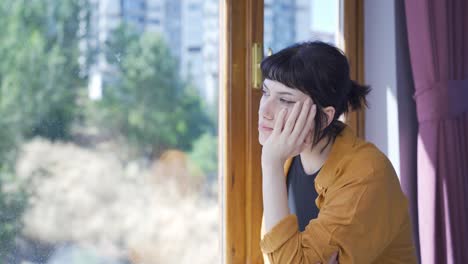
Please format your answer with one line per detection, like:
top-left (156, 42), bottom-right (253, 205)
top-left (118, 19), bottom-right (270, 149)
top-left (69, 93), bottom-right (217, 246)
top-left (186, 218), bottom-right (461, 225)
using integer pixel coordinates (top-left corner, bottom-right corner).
top-left (95, 26), bottom-right (214, 158)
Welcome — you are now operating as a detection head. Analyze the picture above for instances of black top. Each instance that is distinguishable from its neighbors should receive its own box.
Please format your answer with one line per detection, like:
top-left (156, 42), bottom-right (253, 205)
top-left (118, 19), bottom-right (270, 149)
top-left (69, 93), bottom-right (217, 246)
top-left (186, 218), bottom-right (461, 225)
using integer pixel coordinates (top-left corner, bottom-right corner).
top-left (286, 155), bottom-right (320, 232)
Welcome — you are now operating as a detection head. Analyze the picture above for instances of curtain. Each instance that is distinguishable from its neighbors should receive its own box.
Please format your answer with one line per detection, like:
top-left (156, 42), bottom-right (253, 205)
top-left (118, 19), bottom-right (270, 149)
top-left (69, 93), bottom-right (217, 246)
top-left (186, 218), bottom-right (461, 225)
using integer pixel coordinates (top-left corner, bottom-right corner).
top-left (404, 0), bottom-right (468, 263)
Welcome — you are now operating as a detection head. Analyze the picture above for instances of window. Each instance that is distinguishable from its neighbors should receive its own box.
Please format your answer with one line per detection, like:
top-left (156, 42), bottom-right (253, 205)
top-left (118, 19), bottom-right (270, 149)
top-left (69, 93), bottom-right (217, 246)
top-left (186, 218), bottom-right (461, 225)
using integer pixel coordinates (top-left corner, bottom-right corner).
top-left (221, 0), bottom-right (364, 263)
top-left (0, 0), bottom-right (220, 263)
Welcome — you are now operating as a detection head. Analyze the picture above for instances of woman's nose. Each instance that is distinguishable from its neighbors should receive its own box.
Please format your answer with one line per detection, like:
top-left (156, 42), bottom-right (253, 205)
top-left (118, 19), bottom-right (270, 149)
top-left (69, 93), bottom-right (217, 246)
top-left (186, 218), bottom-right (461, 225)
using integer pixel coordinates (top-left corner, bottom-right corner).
top-left (259, 98), bottom-right (275, 120)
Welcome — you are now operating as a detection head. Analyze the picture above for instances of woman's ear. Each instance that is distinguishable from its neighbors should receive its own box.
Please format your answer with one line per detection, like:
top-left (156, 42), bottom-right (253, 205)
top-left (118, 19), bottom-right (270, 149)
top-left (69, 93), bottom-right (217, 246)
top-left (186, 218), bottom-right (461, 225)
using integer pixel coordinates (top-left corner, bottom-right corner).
top-left (323, 106), bottom-right (336, 127)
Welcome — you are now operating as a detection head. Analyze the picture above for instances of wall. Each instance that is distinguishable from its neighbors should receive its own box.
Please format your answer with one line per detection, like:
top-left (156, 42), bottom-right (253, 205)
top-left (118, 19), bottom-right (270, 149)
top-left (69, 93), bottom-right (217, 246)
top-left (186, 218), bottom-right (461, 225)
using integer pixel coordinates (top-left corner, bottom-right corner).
top-left (364, 0), bottom-right (400, 176)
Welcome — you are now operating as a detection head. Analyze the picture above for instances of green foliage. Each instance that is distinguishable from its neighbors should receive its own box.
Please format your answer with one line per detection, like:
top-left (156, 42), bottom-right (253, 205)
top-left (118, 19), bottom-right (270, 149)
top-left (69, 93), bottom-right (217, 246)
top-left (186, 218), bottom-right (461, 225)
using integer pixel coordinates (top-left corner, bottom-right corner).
top-left (0, 121), bottom-right (26, 258)
top-left (0, 0), bottom-right (86, 256)
top-left (0, 0), bottom-right (89, 140)
top-left (97, 26), bottom-right (214, 157)
top-left (0, 122), bottom-right (17, 167)
top-left (0, 173), bottom-right (27, 257)
top-left (189, 132), bottom-right (218, 176)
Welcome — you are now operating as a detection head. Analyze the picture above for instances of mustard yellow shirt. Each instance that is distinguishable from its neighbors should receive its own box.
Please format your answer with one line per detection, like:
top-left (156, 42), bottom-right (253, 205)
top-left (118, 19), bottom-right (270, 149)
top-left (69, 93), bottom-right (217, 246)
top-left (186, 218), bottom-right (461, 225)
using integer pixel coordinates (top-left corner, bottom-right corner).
top-left (260, 126), bottom-right (417, 264)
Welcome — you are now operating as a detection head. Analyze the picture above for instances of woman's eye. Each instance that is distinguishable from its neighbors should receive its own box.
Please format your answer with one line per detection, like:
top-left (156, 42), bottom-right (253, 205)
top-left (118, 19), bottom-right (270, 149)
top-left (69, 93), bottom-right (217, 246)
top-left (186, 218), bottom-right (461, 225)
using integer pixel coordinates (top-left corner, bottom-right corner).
top-left (262, 90), bottom-right (270, 97)
top-left (280, 98), bottom-right (295, 104)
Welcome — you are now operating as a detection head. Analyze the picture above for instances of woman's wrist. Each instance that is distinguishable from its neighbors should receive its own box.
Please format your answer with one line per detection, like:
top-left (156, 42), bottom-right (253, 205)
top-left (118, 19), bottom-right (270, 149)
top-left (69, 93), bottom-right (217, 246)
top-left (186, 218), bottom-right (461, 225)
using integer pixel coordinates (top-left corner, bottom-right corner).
top-left (261, 154), bottom-right (285, 168)
top-left (261, 157), bottom-right (285, 178)
top-left (261, 158), bottom-right (290, 231)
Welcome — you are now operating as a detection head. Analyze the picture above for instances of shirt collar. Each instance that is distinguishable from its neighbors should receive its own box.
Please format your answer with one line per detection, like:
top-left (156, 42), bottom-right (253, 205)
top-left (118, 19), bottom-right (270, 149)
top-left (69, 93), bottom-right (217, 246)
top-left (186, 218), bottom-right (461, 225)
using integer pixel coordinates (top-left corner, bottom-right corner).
top-left (284, 125), bottom-right (358, 188)
top-left (315, 125), bottom-right (358, 189)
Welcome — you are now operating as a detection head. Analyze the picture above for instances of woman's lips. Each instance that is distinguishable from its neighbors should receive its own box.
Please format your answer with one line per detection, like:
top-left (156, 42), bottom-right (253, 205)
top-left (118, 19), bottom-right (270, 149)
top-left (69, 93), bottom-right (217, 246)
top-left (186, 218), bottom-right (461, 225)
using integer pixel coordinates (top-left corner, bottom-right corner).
top-left (258, 125), bottom-right (273, 132)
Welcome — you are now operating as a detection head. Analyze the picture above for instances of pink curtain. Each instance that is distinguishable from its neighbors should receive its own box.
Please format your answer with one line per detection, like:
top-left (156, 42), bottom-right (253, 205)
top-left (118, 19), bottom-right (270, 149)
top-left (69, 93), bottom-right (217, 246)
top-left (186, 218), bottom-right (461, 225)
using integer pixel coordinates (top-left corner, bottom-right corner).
top-left (405, 0), bottom-right (468, 263)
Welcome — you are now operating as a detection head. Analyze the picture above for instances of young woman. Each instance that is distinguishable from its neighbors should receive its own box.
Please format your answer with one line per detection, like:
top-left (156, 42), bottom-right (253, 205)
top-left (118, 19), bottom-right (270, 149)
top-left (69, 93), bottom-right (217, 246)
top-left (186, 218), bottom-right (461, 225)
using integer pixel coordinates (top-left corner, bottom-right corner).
top-left (258, 42), bottom-right (417, 264)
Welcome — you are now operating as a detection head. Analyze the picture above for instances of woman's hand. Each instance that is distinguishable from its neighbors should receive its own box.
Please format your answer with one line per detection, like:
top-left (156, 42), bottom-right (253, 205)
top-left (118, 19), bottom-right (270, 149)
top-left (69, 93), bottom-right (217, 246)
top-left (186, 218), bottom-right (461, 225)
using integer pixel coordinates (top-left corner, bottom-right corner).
top-left (261, 98), bottom-right (316, 165)
top-left (316, 252), bottom-right (339, 264)
top-left (261, 98), bottom-right (316, 231)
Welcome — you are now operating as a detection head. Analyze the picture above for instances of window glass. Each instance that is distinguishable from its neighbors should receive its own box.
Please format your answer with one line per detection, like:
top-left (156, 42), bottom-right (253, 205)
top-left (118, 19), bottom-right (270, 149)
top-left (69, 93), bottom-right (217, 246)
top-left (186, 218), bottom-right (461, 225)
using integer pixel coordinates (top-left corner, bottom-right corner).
top-left (264, 0), bottom-right (341, 55)
top-left (0, 0), bottom-right (220, 263)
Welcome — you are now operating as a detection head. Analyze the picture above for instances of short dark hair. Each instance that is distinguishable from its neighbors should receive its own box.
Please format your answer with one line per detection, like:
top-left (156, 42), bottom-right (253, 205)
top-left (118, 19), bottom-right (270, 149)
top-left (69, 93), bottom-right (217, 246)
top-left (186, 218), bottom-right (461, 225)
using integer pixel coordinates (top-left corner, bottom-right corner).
top-left (261, 41), bottom-right (370, 148)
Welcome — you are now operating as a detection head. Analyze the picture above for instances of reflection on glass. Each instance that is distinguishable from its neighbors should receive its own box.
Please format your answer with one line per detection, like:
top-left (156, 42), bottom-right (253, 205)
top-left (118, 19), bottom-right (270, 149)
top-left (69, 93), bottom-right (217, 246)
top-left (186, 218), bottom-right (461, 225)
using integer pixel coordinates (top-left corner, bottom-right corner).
top-left (264, 0), bottom-right (340, 55)
top-left (0, 0), bottom-right (219, 263)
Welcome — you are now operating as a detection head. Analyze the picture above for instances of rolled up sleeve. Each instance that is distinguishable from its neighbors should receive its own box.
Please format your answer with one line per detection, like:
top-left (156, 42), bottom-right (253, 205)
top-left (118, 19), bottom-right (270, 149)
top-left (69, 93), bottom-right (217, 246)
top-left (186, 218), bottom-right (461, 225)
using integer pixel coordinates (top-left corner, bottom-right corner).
top-left (260, 212), bottom-right (340, 264)
top-left (260, 214), bottom-right (299, 253)
top-left (260, 168), bottom-right (404, 264)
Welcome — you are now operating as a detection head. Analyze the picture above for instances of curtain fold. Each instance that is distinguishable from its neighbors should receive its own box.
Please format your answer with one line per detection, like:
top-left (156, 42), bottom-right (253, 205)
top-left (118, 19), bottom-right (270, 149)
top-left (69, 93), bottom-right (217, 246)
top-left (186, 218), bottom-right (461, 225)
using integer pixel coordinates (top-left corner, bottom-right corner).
top-left (404, 0), bottom-right (468, 263)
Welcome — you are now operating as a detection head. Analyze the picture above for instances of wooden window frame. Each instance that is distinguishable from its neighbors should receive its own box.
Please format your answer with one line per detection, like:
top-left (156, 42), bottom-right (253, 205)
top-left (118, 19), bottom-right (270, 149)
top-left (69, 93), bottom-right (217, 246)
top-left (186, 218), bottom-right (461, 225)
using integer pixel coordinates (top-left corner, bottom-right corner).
top-left (342, 0), bottom-right (366, 138)
top-left (220, 0), bottom-right (364, 263)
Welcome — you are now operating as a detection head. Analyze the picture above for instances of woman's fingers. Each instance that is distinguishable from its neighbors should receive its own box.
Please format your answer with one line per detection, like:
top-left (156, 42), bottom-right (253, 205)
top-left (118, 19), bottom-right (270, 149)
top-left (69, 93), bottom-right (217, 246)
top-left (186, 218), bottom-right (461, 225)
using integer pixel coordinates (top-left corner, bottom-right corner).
top-left (290, 99), bottom-right (311, 139)
top-left (329, 252), bottom-right (339, 264)
top-left (283, 101), bottom-right (302, 135)
top-left (272, 108), bottom-right (287, 136)
top-left (274, 99), bottom-right (316, 150)
top-left (303, 130), bottom-right (313, 145)
top-left (316, 251), bottom-right (339, 264)
top-left (298, 104), bottom-right (316, 144)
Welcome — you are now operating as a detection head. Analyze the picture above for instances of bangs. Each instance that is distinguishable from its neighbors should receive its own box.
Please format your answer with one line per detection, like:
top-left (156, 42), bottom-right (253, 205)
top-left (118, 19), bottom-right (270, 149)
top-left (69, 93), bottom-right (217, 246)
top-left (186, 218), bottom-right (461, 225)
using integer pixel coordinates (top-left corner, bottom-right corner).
top-left (260, 45), bottom-right (311, 93)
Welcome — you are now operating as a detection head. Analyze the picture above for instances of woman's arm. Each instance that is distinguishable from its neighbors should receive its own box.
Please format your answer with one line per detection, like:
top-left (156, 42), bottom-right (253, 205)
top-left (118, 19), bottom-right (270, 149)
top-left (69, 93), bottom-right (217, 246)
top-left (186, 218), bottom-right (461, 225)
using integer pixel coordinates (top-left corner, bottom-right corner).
top-left (262, 160), bottom-right (289, 231)
top-left (261, 100), bottom-right (346, 263)
top-left (261, 99), bottom-right (315, 232)
top-left (260, 159), bottom-right (412, 263)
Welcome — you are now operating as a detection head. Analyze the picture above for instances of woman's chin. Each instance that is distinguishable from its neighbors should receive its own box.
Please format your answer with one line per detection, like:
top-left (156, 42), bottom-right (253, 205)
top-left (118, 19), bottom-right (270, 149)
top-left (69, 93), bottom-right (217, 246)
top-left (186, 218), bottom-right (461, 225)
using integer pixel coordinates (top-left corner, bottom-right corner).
top-left (258, 132), bottom-right (270, 145)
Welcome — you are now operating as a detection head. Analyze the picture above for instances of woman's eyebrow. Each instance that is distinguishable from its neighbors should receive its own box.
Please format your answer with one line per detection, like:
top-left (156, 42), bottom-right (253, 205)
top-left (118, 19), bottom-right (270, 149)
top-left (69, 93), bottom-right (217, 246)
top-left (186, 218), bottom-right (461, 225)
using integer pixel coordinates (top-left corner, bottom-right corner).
top-left (263, 83), bottom-right (295, 96)
top-left (277, 91), bottom-right (294, 96)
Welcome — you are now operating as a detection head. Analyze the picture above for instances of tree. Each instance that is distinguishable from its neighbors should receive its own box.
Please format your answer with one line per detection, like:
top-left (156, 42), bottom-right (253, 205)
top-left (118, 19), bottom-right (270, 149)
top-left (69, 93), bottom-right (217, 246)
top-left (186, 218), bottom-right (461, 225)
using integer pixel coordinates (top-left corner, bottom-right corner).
top-left (0, 0), bottom-right (89, 258)
top-left (189, 132), bottom-right (218, 176)
top-left (97, 26), bottom-right (213, 158)
top-left (0, 0), bottom-right (89, 141)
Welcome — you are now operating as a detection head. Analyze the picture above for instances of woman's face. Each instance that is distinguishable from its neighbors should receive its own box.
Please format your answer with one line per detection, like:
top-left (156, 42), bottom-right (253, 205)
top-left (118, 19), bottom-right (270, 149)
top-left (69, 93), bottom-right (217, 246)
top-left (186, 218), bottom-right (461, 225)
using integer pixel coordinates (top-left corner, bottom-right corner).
top-left (258, 79), bottom-right (312, 145)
